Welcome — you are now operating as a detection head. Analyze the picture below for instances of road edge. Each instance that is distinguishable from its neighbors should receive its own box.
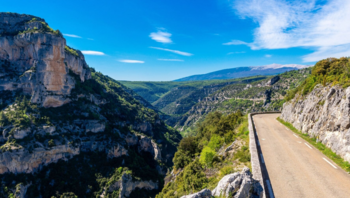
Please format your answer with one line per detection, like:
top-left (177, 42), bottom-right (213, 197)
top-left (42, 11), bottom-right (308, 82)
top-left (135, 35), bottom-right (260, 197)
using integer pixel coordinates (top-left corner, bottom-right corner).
top-left (249, 112), bottom-right (280, 198)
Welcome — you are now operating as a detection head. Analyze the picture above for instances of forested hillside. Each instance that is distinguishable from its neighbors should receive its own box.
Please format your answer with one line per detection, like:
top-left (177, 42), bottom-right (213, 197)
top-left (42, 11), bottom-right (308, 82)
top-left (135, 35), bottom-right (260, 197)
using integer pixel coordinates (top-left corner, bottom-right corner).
top-left (122, 68), bottom-right (312, 135)
top-left (156, 111), bottom-right (262, 198)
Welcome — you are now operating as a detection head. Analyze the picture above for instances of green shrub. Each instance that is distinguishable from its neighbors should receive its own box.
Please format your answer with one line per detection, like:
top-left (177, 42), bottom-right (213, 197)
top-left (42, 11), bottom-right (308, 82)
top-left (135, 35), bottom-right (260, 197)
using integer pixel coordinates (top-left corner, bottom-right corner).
top-left (286, 57), bottom-right (350, 101)
top-left (199, 146), bottom-right (216, 167)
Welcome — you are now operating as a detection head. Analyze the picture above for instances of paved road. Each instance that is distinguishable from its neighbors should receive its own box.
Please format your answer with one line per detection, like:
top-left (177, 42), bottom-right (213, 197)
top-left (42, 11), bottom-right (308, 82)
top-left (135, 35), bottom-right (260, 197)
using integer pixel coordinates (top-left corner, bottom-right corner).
top-left (253, 114), bottom-right (350, 198)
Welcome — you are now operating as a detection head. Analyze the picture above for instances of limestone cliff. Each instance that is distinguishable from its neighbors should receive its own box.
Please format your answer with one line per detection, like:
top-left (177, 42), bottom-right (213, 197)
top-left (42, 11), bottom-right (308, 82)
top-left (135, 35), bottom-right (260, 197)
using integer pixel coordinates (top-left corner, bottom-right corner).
top-left (0, 12), bottom-right (90, 108)
top-left (0, 13), bottom-right (181, 198)
top-left (281, 84), bottom-right (350, 163)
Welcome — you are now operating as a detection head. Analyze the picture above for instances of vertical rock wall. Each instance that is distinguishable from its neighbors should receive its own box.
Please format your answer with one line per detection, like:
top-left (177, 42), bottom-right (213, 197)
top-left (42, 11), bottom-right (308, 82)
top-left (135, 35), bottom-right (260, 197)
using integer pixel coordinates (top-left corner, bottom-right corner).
top-left (281, 84), bottom-right (350, 163)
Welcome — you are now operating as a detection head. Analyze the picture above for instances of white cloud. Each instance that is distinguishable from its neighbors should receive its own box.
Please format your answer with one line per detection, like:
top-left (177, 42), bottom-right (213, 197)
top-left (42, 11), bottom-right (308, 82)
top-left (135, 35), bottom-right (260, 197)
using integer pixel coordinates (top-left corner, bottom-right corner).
top-left (223, 40), bottom-right (250, 46)
top-left (87, 38), bottom-right (94, 41)
top-left (265, 54), bottom-right (272, 58)
top-left (81, 51), bottom-right (105, 55)
top-left (63, 34), bottom-right (82, 38)
top-left (227, 51), bottom-right (246, 55)
top-left (119, 60), bottom-right (145, 63)
top-left (149, 31), bottom-right (172, 43)
top-left (232, 0), bottom-right (350, 62)
top-left (150, 47), bottom-right (193, 56)
top-left (158, 59), bottom-right (184, 62)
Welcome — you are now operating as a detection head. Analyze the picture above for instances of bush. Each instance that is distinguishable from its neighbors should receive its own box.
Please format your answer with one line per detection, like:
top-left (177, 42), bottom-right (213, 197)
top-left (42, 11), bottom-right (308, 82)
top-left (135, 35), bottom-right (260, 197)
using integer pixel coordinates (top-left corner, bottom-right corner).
top-left (199, 146), bottom-right (216, 167)
top-left (286, 57), bottom-right (350, 101)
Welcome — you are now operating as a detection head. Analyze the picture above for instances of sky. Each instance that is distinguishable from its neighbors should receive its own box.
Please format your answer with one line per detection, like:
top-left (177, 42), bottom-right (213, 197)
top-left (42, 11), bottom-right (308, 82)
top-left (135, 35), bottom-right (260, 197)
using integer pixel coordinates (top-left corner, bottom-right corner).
top-left (2, 0), bottom-right (350, 81)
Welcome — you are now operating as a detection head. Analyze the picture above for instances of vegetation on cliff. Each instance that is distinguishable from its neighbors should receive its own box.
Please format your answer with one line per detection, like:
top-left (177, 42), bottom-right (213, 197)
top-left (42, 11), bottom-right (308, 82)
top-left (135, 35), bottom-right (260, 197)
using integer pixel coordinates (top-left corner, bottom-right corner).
top-left (286, 57), bottom-right (350, 101)
top-left (0, 69), bottom-right (181, 197)
top-left (156, 111), bottom-right (250, 198)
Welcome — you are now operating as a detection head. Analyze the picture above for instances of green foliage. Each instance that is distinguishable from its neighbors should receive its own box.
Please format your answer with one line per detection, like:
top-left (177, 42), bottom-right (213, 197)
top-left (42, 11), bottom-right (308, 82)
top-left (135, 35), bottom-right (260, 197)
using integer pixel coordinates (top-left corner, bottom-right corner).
top-left (48, 139), bottom-right (55, 147)
top-left (286, 57), bottom-right (350, 101)
top-left (207, 135), bottom-right (224, 151)
top-left (65, 46), bottom-right (79, 57)
top-left (199, 146), bottom-right (216, 167)
top-left (18, 22), bottom-right (61, 36)
top-left (233, 146), bottom-right (250, 163)
top-left (158, 111), bottom-right (249, 198)
top-left (0, 150), bottom-right (163, 198)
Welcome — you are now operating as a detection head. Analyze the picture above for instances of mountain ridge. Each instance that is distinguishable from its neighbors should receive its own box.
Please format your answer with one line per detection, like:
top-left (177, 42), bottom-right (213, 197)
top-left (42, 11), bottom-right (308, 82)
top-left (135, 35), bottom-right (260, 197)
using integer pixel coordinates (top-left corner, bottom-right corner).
top-left (174, 64), bottom-right (312, 81)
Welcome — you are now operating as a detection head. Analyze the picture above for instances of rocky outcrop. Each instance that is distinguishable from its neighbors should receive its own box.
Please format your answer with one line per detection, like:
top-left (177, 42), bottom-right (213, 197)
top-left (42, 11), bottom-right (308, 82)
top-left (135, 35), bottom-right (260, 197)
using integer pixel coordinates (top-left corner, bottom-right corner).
top-left (13, 183), bottom-right (31, 198)
top-left (0, 13), bottom-right (90, 108)
top-left (181, 168), bottom-right (263, 198)
top-left (180, 189), bottom-right (212, 198)
top-left (0, 141), bottom-right (129, 174)
top-left (106, 173), bottom-right (158, 198)
top-left (281, 84), bottom-right (350, 163)
top-left (138, 136), bottom-right (161, 161)
top-left (13, 128), bottom-right (31, 139)
top-left (0, 144), bottom-right (79, 174)
top-left (265, 76), bottom-right (280, 86)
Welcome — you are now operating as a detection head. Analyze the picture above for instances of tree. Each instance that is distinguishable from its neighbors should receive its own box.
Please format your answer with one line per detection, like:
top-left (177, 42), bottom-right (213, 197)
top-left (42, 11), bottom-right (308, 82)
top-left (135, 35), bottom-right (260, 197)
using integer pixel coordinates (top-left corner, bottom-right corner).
top-left (48, 139), bottom-right (55, 147)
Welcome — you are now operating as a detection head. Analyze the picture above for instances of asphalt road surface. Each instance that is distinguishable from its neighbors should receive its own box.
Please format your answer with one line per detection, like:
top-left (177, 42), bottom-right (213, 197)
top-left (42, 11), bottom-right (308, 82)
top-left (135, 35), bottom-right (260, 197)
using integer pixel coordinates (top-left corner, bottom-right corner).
top-left (253, 114), bottom-right (350, 198)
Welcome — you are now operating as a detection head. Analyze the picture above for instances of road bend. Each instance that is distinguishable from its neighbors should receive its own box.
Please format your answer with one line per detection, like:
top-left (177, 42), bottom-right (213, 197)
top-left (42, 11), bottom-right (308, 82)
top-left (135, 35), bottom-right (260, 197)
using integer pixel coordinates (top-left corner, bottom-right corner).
top-left (253, 114), bottom-right (350, 198)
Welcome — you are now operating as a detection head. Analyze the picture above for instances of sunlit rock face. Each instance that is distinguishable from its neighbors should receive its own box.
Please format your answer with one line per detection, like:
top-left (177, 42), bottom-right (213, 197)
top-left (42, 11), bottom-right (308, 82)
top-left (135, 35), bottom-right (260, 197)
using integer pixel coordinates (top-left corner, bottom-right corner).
top-left (0, 12), bottom-right (90, 108)
top-left (281, 84), bottom-right (350, 163)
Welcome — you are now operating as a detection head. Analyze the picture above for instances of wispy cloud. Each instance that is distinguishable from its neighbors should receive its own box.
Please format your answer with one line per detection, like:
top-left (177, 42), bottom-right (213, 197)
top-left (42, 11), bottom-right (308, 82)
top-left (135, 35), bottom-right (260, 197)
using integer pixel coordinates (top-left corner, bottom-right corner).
top-left (232, 0), bottom-right (350, 62)
top-left (63, 34), bottom-right (82, 38)
top-left (87, 38), bottom-right (94, 41)
top-left (223, 40), bottom-right (250, 46)
top-left (81, 51), bottom-right (105, 55)
top-left (227, 51), bottom-right (246, 55)
top-left (265, 54), bottom-right (272, 58)
top-left (150, 30), bottom-right (172, 43)
top-left (119, 60), bottom-right (145, 63)
top-left (158, 59), bottom-right (184, 62)
top-left (150, 47), bottom-right (193, 56)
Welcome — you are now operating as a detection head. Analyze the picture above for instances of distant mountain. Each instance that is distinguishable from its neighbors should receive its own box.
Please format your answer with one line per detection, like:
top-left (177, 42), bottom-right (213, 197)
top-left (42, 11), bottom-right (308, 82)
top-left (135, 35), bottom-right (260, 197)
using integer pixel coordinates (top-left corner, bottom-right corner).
top-left (174, 64), bottom-right (312, 81)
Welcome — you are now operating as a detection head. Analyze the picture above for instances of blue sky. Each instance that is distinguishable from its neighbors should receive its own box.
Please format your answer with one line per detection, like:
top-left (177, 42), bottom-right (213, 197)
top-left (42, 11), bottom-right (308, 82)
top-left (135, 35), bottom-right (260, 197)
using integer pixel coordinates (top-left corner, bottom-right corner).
top-left (3, 0), bottom-right (350, 81)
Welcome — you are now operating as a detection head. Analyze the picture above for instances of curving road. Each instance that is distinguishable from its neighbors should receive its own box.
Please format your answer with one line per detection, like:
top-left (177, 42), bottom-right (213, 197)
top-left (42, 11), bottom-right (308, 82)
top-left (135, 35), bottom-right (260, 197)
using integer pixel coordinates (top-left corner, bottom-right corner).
top-left (253, 114), bottom-right (350, 198)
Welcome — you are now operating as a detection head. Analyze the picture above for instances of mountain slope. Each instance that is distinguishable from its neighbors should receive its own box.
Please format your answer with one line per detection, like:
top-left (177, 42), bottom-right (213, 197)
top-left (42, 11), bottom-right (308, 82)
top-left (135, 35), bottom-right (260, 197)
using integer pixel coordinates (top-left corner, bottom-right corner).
top-left (0, 13), bottom-right (181, 198)
top-left (174, 64), bottom-right (311, 81)
top-left (175, 68), bottom-right (311, 134)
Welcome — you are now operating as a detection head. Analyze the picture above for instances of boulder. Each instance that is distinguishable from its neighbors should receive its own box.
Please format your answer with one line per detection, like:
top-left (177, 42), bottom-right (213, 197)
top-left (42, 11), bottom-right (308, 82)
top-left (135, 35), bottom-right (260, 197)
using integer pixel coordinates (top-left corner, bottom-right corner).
top-left (13, 128), bottom-right (31, 139)
top-left (180, 168), bottom-right (263, 198)
top-left (85, 120), bottom-right (105, 133)
top-left (212, 172), bottom-right (241, 197)
top-left (180, 189), bottom-right (212, 198)
top-left (43, 125), bottom-right (56, 135)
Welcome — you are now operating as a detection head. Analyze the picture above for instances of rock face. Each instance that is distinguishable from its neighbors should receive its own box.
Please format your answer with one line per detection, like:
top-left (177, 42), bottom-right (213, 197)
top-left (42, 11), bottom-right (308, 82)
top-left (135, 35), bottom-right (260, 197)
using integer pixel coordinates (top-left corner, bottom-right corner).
top-left (0, 13), bottom-right (90, 108)
top-left (0, 13), bottom-right (181, 197)
top-left (106, 173), bottom-right (158, 198)
top-left (180, 189), bottom-right (212, 198)
top-left (138, 136), bottom-right (161, 160)
top-left (281, 84), bottom-right (350, 163)
top-left (13, 183), bottom-right (31, 198)
top-left (0, 144), bottom-right (79, 174)
top-left (181, 168), bottom-right (263, 198)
